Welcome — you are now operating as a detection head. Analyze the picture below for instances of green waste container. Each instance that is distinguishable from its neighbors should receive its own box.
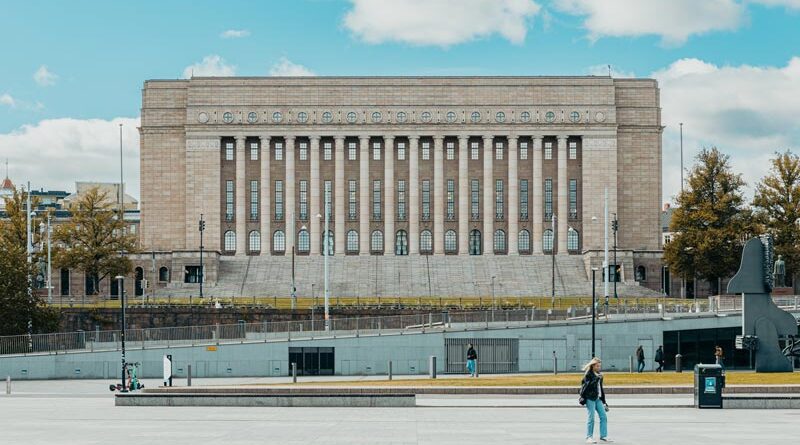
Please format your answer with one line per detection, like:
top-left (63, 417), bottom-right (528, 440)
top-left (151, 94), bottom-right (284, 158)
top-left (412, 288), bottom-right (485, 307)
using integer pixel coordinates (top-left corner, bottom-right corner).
top-left (694, 364), bottom-right (724, 409)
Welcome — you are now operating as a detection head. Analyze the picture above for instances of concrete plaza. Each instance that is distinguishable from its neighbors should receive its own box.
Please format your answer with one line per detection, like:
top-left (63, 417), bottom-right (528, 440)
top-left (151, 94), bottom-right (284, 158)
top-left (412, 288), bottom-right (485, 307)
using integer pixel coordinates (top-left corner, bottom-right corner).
top-left (0, 379), bottom-right (794, 444)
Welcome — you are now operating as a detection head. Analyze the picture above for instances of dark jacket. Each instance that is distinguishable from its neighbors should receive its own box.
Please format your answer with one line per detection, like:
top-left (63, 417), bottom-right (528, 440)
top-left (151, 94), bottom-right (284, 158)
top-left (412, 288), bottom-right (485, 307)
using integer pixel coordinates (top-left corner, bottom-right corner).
top-left (636, 347), bottom-right (645, 362)
top-left (655, 348), bottom-right (664, 362)
top-left (467, 347), bottom-right (477, 360)
top-left (581, 371), bottom-right (607, 404)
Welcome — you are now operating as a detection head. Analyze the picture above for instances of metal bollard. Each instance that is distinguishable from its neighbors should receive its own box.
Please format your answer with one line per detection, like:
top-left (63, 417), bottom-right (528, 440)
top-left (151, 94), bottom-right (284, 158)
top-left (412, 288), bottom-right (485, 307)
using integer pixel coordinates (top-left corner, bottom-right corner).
top-left (629, 356), bottom-right (634, 373)
top-left (292, 362), bottom-right (297, 383)
top-left (187, 365), bottom-right (192, 387)
top-left (6, 376), bottom-right (10, 395)
top-left (675, 354), bottom-right (683, 373)
top-left (429, 356), bottom-right (437, 379)
top-left (388, 360), bottom-right (393, 381)
top-left (475, 359), bottom-right (479, 378)
top-left (552, 351), bottom-right (558, 375)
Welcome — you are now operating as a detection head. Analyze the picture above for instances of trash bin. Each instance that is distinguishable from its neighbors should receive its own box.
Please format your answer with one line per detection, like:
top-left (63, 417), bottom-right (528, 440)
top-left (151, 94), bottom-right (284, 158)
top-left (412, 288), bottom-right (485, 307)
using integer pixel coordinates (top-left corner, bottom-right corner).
top-left (694, 364), bottom-right (724, 409)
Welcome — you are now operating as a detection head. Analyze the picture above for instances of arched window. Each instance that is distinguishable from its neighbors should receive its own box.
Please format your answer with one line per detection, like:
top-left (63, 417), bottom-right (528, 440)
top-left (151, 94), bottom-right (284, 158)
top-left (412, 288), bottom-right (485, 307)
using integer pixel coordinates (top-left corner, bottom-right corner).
top-left (395, 230), bottom-right (408, 255)
top-left (297, 229), bottom-right (310, 253)
top-left (158, 266), bottom-right (170, 282)
top-left (134, 267), bottom-right (144, 296)
top-left (420, 230), bottom-right (433, 253)
top-left (469, 230), bottom-right (482, 255)
top-left (224, 231), bottom-right (236, 252)
top-left (248, 230), bottom-right (261, 252)
top-left (371, 230), bottom-right (383, 253)
top-left (494, 229), bottom-right (506, 253)
top-left (518, 229), bottom-right (531, 253)
top-left (444, 230), bottom-right (457, 253)
top-left (543, 229), bottom-right (554, 253)
top-left (322, 230), bottom-right (334, 256)
top-left (346, 230), bottom-right (359, 253)
top-left (273, 230), bottom-right (285, 253)
top-left (567, 228), bottom-right (579, 252)
top-left (636, 265), bottom-right (647, 282)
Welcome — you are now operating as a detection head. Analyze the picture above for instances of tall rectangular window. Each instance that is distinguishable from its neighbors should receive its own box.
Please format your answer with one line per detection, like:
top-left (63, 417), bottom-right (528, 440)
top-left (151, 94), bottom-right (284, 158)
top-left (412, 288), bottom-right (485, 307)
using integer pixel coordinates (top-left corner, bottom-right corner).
top-left (397, 180), bottom-right (406, 220)
top-left (225, 180), bottom-right (234, 221)
top-left (471, 179), bottom-right (480, 219)
top-left (250, 142), bottom-right (259, 161)
top-left (324, 180), bottom-right (332, 219)
top-left (250, 180), bottom-right (259, 221)
top-left (446, 141), bottom-right (455, 160)
top-left (569, 179), bottom-right (578, 219)
top-left (520, 179), bottom-right (529, 220)
top-left (274, 180), bottom-right (284, 220)
top-left (323, 142), bottom-right (332, 161)
top-left (348, 142), bottom-right (357, 161)
top-left (495, 142), bottom-right (504, 160)
top-left (569, 141), bottom-right (577, 160)
top-left (544, 178), bottom-right (553, 219)
top-left (225, 142), bottom-right (234, 161)
top-left (348, 180), bottom-right (357, 220)
top-left (372, 180), bottom-right (381, 220)
top-left (299, 141), bottom-right (308, 161)
top-left (495, 179), bottom-right (504, 220)
top-left (520, 141), bottom-right (529, 160)
top-left (544, 141), bottom-right (552, 160)
top-left (372, 142), bottom-right (381, 161)
top-left (421, 141), bottom-right (431, 160)
top-left (421, 180), bottom-right (431, 220)
top-left (299, 180), bottom-right (308, 220)
top-left (471, 142), bottom-right (479, 160)
top-left (397, 142), bottom-right (406, 160)
top-left (446, 179), bottom-right (455, 220)
top-left (275, 142), bottom-right (284, 161)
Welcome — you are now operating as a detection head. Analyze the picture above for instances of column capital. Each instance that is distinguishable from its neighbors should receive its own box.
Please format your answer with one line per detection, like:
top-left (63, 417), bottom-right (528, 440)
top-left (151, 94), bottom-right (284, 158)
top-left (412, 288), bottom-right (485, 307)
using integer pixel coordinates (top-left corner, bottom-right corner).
top-left (433, 134), bottom-right (445, 141)
top-left (482, 134), bottom-right (494, 141)
top-left (507, 135), bottom-right (519, 142)
top-left (285, 135), bottom-right (296, 143)
top-left (235, 135), bottom-right (247, 142)
top-left (557, 134), bottom-right (569, 142)
top-left (408, 134), bottom-right (420, 142)
top-left (334, 135), bottom-right (346, 142)
top-left (258, 135), bottom-right (271, 143)
top-left (308, 135), bottom-right (321, 142)
top-left (359, 135), bottom-right (370, 143)
top-left (458, 134), bottom-right (470, 142)
top-left (383, 135), bottom-right (395, 142)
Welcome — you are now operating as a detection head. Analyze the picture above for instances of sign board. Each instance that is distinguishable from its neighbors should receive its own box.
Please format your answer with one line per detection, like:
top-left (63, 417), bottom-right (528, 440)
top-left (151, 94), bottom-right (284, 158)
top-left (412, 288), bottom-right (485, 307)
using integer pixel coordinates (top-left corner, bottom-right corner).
top-left (704, 377), bottom-right (717, 394)
top-left (206, 346), bottom-right (217, 352)
top-left (735, 335), bottom-right (744, 350)
top-left (163, 354), bottom-right (172, 381)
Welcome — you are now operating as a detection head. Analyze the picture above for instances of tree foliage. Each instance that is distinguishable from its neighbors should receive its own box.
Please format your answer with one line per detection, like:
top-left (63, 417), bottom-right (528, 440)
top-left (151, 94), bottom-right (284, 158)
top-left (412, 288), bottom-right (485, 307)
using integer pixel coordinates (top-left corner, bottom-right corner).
top-left (0, 188), bottom-right (41, 252)
top-left (664, 147), bottom-right (754, 292)
top-left (752, 150), bottom-right (800, 286)
top-left (52, 187), bottom-right (137, 295)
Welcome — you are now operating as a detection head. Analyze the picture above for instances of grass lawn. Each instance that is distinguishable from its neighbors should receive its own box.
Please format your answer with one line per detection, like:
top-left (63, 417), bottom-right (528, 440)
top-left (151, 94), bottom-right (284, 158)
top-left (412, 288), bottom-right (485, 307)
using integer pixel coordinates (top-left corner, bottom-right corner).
top-left (280, 371), bottom-right (800, 387)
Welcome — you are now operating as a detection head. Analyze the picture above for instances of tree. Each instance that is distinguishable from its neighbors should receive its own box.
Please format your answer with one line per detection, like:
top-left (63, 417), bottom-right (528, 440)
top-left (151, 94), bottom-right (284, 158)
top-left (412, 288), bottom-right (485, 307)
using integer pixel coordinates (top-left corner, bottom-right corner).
top-left (664, 147), bottom-right (754, 295)
top-left (0, 187), bottom-right (42, 251)
top-left (752, 150), bottom-right (800, 287)
top-left (52, 187), bottom-right (137, 295)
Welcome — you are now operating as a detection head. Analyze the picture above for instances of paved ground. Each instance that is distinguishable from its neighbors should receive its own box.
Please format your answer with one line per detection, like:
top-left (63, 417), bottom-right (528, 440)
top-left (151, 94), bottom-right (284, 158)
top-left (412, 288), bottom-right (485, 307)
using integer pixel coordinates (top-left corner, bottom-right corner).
top-left (0, 380), bottom-right (794, 444)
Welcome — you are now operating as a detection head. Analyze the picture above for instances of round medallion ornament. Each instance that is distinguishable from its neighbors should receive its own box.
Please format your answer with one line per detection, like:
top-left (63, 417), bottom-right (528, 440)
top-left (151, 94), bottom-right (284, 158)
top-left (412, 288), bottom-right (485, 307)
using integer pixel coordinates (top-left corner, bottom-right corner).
top-left (371, 111), bottom-right (382, 123)
top-left (495, 111), bottom-right (506, 123)
top-left (396, 111), bottom-right (407, 123)
top-left (272, 111), bottom-right (283, 123)
top-left (470, 111), bottom-right (481, 123)
top-left (296, 112), bottom-right (308, 123)
top-left (222, 112), bottom-right (234, 124)
top-left (545, 111), bottom-right (556, 123)
top-left (595, 111), bottom-right (606, 123)
top-left (569, 111), bottom-right (581, 123)
top-left (247, 112), bottom-right (258, 124)
top-left (197, 112), bottom-right (209, 123)
top-left (420, 111), bottom-right (432, 122)
top-left (346, 111), bottom-right (357, 123)
top-left (520, 111), bottom-right (531, 123)
top-left (322, 111), bottom-right (333, 123)
top-left (446, 111), bottom-right (457, 123)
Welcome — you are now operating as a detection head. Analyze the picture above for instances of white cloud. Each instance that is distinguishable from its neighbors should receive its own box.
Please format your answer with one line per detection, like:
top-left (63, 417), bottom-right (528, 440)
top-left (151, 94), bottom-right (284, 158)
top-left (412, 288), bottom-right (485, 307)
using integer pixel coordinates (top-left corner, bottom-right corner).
top-left (33, 65), bottom-right (58, 87)
top-left (268, 57), bottom-right (316, 76)
top-left (343, 0), bottom-right (541, 47)
top-left (753, 0), bottom-right (800, 8)
top-left (0, 117), bottom-right (141, 199)
top-left (0, 93), bottom-right (15, 108)
top-left (554, 0), bottom-right (744, 45)
top-left (586, 64), bottom-right (635, 78)
top-left (220, 29), bottom-right (250, 39)
top-left (655, 57), bottom-right (800, 203)
top-left (182, 55), bottom-right (236, 78)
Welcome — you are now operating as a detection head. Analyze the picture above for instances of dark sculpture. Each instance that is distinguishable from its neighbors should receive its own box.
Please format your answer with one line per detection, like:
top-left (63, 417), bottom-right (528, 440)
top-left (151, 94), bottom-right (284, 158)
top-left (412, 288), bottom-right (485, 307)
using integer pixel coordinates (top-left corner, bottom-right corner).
top-left (727, 236), bottom-right (796, 372)
top-left (773, 255), bottom-right (786, 288)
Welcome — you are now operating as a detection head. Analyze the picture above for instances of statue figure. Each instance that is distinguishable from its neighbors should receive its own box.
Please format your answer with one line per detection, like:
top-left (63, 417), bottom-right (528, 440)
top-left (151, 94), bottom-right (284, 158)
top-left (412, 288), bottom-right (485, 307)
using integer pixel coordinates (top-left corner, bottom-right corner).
top-left (773, 255), bottom-right (786, 288)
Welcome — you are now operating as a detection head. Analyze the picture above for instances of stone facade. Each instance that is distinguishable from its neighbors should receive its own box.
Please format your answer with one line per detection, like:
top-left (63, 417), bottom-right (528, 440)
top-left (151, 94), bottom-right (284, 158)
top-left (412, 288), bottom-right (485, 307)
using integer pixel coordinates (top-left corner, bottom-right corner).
top-left (138, 76), bottom-right (663, 293)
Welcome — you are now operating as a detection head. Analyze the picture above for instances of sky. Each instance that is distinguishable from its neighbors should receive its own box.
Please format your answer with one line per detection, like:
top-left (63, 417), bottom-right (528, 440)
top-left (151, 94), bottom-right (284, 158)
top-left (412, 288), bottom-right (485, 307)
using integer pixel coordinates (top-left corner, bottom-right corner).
top-left (1, 0), bottom-right (799, 204)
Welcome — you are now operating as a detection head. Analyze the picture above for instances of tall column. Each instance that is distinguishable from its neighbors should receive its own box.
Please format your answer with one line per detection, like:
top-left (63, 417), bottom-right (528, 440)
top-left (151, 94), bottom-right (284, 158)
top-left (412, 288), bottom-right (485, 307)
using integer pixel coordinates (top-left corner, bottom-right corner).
top-left (433, 135), bottom-right (444, 255)
top-left (408, 136), bottom-right (420, 255)
top-left (557, 135), bottom-right (568, 254)
top-left (235, 136), bottom-right (247, 255)
top-left (508, 135), bottom-right (519, 255)
top-left (482, 135), bottom-right (494, 256)
top-left (285, 136), bottom-right (296, 255)
top-left (259, 136), bottom-right (271, 255)
top-left (532, 136), bottom-right (543, 254)
top-left (384, 136), bottom-right (395, 254)
top-left (458, 135), bottom-right (469, 255)
top-left (359, 136), bottom-right (370, 254)
top-left (334, 136), bottom-right (345, 255)
top-left (309, 136), bottom-right (321, 255)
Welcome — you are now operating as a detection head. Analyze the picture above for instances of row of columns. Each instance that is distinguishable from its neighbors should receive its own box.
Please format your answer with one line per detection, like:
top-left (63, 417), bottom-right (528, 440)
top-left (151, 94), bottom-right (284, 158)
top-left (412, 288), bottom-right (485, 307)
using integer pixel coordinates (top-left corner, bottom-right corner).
top-left (232, 134), bottom-right (572, 256)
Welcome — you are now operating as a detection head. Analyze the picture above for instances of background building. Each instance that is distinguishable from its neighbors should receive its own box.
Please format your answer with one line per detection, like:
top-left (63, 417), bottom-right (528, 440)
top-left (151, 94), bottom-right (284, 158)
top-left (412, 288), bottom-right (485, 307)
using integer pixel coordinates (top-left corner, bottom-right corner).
top-left (133, 76), bottom-right (664, 298)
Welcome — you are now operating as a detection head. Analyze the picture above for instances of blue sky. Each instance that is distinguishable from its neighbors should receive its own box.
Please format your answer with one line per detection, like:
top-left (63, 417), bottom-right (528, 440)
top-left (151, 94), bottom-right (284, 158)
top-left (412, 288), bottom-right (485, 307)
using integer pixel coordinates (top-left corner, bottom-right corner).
top-left (1, 0), bottom-right (799, 202)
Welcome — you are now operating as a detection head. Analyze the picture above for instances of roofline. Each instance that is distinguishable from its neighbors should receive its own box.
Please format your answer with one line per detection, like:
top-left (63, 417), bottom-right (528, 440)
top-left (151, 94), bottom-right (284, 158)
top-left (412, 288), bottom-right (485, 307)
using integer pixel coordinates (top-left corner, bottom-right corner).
top-left (145, 75), bottom-right (656, 82)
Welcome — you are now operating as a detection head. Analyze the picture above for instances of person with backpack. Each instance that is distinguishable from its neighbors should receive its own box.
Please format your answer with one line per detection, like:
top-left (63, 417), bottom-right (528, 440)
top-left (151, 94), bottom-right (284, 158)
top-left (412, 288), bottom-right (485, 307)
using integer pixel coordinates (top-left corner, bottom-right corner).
top-left (636, 345), bottom-right (645, 373)
top-left (466, 343), bottom-right (478, 377)
top-left (654, 345), bottom-right (664, 372)
top-left (580, 357), bottom-right (612, 443)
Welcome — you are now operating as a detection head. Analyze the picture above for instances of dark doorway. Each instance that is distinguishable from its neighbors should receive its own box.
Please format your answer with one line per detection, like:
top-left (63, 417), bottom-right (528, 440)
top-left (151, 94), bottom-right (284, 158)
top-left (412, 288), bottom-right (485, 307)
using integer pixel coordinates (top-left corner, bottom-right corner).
top-left (135, 267), bottom-right (144, 296)
top-left (288, 347), bottom-right (335, 376)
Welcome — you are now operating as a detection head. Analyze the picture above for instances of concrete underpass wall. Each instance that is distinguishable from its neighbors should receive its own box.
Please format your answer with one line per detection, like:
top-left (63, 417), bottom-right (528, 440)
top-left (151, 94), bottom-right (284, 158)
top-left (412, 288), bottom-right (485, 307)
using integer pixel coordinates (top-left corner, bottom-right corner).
top-left (0, 315), bottom-right (742, 379)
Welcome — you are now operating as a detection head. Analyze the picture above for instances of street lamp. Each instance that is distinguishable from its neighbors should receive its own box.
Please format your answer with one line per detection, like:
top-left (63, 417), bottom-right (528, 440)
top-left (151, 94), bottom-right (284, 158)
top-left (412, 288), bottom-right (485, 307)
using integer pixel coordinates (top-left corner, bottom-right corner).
top-left (591, 267), bottom-right (599, 358)
top-left (199, 214), bottom-right (205, 299)
top-left (551, 213), bottom-right (557, 309)
top-left (38, 213), bottom-right (52, 304)
top-left (612, 212), bottom-right (618, 300)
top-left (318, 206), bottom-right (330, 331)
top-left (115, 274), bottom-right (127, 392)
top-left (491, 275), bottom-right (496, 309)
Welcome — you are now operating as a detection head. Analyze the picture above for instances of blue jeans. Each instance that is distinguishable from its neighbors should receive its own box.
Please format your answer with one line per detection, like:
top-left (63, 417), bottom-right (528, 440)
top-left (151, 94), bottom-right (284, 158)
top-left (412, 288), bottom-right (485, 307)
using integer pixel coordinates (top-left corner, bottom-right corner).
top-left (466, 359), bottom-right (476, 376)
top-left (638, 360), bottom-right (645, 373)
top-left (586, 398), bottom-right (608, 439)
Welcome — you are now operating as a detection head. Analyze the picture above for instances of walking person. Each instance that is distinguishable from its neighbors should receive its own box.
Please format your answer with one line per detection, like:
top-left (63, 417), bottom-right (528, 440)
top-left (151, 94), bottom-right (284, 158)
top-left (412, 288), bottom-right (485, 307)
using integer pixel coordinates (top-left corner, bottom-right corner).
top-left (580, 357), bottom-right (612, 443)
top-left (466, 343), bottom-right (478, 377)
top-left (636, 345), bottom-right (645, 373)
top-left (654, 345), bottom-right (664, 373)
top-left (715, 345), bottom-right (725, 370)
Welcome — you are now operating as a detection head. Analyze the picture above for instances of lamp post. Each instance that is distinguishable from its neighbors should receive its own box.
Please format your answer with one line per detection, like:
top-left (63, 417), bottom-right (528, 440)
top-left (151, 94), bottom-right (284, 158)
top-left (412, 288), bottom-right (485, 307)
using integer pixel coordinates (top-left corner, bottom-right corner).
top-left (491, 275), bottom-right (496, 309)
top-left (115, 274), bottom-right (127, 392)
top-left (591, 267), bottom-right (598, 358)
top-left (680, 122), bottom-right (684, 194)
top-left (612, 212), bottom-right (618, 303)
top-left (551, 213), bottom-right (557, 308)
top-left (318, 202), bottom-right (330, 330)
top-left (198, 214), bottom-right (205, 299)
top-left (39, 213), bottom-right (52, 304)
top-left (290, 213), bottom-right (297, 310)
top-left (25, 183), bottom-right (34, 340)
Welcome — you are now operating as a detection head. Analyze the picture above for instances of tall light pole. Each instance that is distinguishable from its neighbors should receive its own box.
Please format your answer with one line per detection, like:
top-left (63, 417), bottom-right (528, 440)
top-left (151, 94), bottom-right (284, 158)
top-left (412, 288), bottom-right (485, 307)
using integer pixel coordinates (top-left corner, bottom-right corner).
top-left (290, 213), bottom-right (297, 310)
top-left (679, 122), bottom-right (684, 195)
top-left (491, 275), bottom-right (496, 309)
top-left (603, 187), bottom-right (609, 302)
top-left (40, 214), bottom-right (52, 304)
top-left (116, 274), bottom-right (127, 392)
top-left (551, 213), bottom-right (557, 308)
top-left (591, 267), bottom-right (598, 358)
top-left (319, 202), bottom-right (330, 331)
top-left (199, 214), bottom-right (205, 299)
top-left (25, 182), bottom-right (33, 338)
top-left (612, 212), bottom-right (618, 300)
